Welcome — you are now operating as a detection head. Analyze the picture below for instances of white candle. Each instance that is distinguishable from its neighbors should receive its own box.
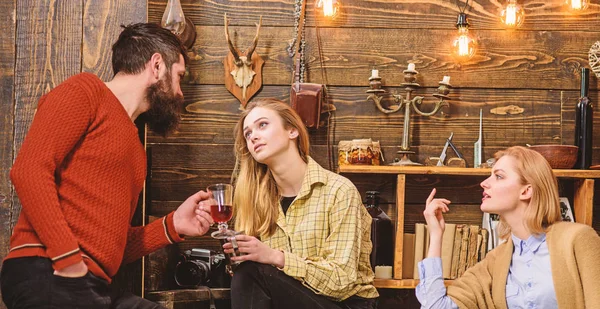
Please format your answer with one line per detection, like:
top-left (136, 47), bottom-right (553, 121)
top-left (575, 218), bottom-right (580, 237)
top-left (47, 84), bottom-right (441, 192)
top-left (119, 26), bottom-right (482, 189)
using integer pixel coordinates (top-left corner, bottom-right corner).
top-left (407, 63), bottom-right (416, 71)
top-left (374, 266), bottom-right (393, 279)
top-left (370, 69), bottom-right (379, 79)
top-left (442, 75), bottom-right (451, 84)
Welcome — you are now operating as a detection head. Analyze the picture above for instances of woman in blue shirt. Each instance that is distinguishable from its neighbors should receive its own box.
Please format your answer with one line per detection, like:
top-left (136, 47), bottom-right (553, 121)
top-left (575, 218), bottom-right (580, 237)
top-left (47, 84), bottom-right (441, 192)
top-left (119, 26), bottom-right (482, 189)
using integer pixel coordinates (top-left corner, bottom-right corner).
top-left (416, 146), bottom-right (600, 309)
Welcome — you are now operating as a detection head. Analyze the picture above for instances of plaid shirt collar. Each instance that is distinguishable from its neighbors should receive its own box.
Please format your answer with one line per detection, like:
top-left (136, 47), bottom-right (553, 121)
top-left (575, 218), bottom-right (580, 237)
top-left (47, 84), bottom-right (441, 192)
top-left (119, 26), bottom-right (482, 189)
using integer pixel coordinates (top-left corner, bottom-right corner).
top-left (296, 156), bottom-right (327, 200)
top-left (276, 156), bottom-right (326, 231)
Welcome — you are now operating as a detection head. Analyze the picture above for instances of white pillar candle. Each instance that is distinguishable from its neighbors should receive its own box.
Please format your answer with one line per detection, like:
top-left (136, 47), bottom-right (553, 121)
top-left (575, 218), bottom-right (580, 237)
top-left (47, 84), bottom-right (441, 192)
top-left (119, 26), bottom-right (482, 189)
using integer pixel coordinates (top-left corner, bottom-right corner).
top-left (407, 63), bottom-right (416, 71)
top-left (374, 265), bottom-right (393, 279)
top-left (442, 75), bottom-right (451, 84)
top-left (370, 69), bottom-right (379, 79)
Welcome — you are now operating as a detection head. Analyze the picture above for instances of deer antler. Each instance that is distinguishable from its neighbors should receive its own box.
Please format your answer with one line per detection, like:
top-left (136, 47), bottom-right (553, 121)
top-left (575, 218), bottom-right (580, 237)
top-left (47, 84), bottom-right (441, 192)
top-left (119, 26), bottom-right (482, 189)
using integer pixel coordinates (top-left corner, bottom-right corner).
top-left (224, 13), bottom-right (241, 65)
top-left (245, 16), bottom-right (262, 62)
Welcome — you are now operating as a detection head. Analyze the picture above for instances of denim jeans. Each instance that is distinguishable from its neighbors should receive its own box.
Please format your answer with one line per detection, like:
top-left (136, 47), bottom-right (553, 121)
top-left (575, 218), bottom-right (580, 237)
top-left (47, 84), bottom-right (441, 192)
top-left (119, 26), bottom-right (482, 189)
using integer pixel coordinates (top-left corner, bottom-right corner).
top-left (230, 261), bottom-right (377, 309)
top-left (0, 257), bottom-right (165, 309)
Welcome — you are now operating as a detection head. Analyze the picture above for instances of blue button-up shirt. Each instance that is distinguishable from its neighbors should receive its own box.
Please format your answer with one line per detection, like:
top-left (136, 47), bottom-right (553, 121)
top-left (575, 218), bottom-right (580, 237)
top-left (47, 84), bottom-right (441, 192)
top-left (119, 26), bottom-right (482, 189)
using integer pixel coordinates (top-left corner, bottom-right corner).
top-left (416, 233), bottom-right (558, 309)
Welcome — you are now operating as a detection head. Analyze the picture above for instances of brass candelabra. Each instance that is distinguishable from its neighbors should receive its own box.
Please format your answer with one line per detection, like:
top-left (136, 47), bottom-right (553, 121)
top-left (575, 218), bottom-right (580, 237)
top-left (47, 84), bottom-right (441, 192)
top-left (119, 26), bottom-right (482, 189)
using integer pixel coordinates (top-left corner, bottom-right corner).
top-left (366, 65), bottom-right (451, 165)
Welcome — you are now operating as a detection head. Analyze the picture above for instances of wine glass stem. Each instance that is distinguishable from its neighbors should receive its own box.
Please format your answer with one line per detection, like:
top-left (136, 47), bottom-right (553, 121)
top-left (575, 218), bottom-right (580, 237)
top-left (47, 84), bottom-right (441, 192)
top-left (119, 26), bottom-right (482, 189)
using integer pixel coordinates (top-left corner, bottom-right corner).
top-left (218, 222), bottom-right (228, 231)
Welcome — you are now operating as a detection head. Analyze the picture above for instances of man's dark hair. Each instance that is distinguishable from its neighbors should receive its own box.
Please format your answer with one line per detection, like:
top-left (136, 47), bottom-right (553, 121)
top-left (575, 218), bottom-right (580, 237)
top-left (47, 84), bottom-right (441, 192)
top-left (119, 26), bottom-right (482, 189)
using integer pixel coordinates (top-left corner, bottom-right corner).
top-left (111, 23), bottom-right (189, 76)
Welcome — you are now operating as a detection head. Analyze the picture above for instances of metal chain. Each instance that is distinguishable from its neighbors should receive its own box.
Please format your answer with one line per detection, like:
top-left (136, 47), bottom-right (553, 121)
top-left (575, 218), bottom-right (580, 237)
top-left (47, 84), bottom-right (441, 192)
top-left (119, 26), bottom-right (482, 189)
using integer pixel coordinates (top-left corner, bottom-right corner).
top-left (300, 38), bottom-right (306, 83)
top-left (287, 0), bottom-right (302, 57)
top-left (288, 0), bottom-right (306, 83)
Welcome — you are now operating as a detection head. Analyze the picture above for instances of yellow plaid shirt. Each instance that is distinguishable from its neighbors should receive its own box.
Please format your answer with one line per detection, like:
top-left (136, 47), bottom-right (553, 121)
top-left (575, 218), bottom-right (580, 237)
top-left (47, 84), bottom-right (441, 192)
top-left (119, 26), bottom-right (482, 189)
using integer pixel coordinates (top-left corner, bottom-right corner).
top-left (261, 157), bottom-right (378, 301)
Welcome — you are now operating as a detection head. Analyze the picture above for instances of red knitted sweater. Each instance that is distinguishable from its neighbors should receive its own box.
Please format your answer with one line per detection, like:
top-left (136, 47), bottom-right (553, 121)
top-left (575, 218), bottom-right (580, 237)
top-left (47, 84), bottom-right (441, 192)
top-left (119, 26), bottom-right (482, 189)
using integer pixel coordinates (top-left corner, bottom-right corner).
top-left (7, 73), bottom-right (182, 282)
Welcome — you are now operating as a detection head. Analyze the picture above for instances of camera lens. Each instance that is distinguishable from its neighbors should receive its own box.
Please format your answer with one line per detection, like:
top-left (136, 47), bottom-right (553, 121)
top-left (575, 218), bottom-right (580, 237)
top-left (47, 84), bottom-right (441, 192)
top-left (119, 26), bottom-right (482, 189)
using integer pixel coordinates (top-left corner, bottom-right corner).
top-left (174, 260), bottom-right (210, 287)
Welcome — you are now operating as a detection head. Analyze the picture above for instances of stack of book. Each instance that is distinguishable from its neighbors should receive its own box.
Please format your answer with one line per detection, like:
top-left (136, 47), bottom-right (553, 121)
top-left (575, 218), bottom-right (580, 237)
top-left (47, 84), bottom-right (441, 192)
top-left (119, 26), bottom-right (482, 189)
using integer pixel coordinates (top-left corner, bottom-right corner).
top-left (402, 223), bottom-right (489, 279)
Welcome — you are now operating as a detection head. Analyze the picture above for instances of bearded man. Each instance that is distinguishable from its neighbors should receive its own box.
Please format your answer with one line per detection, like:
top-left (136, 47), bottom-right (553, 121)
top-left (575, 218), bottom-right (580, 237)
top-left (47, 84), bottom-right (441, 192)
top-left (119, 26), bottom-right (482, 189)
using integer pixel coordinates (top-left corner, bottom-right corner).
top-left (1, 23), bottom-right (214, 309)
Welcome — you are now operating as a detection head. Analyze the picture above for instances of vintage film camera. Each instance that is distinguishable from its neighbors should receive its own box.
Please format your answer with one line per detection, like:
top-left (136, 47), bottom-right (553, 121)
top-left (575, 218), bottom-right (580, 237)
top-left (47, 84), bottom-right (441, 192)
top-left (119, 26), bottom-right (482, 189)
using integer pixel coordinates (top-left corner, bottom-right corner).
top-left (174, 248), bottom-right (231, 288)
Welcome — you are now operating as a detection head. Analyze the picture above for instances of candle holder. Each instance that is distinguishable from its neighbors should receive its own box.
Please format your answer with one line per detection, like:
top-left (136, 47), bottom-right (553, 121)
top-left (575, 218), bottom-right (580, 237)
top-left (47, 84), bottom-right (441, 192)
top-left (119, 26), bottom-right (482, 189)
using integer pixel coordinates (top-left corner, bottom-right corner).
top-left (366, 66), bottom-right (451, 166)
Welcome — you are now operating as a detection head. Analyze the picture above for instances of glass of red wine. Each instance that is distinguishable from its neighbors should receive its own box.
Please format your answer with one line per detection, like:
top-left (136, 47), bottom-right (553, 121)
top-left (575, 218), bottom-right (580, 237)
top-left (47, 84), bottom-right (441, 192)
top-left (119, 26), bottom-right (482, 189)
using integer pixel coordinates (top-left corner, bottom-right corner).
top-left (208, 183), bottom-right (234, 238)
top-left (208, 183), bottom-right (244, 270)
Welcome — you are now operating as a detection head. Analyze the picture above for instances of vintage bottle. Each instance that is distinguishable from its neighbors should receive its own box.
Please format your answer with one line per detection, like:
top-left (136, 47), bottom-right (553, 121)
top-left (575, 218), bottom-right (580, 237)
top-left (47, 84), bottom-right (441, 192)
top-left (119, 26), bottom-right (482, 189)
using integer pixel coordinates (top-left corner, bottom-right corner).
top-left (365, 191), bottom-right (394, 269)
top-left (575, 67), bottom-right (593, 169)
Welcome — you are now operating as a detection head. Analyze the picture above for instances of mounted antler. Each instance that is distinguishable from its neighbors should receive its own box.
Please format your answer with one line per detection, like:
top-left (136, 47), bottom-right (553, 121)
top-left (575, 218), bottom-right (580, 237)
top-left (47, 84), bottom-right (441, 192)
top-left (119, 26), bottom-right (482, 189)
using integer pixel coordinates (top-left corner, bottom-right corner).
top-left (245, 17), bottom-right (262, 64)
top-left (222, 14), bottom-right (265, 107)
top-left (224, 13), bottom-right (241, 66)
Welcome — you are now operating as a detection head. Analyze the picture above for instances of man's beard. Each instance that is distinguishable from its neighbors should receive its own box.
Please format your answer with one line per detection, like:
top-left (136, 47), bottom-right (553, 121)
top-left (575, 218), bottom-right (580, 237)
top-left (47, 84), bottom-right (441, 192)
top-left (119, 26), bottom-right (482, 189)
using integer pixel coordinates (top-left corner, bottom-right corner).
top-left (144, 74), bottom-right (184, 137)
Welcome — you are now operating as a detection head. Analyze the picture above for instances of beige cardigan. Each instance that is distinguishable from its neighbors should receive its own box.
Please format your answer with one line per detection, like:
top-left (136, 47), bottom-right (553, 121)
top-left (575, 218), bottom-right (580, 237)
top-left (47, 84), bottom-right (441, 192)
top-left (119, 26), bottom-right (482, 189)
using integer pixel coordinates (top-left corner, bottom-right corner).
top-left (447, 222), bottom-right (600, 309)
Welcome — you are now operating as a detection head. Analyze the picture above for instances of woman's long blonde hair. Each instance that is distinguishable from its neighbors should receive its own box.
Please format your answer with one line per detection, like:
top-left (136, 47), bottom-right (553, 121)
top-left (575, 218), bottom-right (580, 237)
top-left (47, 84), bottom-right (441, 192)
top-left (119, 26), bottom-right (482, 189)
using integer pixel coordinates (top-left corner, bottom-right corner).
top-left (495, 146), bottom-right (562, 240)
top-left (231, 99), bottom-right (310, 238)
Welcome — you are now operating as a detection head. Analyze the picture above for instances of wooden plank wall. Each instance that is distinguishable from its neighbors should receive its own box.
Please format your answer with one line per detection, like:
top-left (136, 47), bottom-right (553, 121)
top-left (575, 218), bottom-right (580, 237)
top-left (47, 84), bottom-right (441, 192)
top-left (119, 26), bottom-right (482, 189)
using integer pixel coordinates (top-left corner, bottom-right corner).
top-left (0, 1), bottom-right (146, 308)
top-left (0, 0), bottom-right (16, 296)
top-left (147, 0), bottom-right (600, 307)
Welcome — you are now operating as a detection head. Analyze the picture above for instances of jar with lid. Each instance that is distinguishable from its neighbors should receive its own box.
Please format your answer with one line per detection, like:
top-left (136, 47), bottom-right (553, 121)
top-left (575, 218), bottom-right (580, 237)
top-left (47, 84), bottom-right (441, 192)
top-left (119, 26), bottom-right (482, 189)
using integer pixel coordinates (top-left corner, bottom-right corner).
top-left (338, 139), bottom-right (382, 166)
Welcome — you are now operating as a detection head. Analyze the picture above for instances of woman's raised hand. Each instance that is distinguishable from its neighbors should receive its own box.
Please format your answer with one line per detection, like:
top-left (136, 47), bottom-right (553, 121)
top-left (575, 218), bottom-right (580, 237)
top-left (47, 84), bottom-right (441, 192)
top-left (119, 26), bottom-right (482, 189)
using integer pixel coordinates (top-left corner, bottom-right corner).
top-left (423, 188), bottom-right (451, 239)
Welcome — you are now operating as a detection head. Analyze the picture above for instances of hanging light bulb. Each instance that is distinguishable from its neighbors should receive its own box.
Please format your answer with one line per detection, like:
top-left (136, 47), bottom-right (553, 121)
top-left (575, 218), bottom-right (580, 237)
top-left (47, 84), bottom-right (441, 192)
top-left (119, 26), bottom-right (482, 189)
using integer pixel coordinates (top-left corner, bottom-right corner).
top-left (500, 0), bottom-right (525, 28)
top-left (162, 0), bottom-right (186, 35)
top-left (315, 0), bottom-right (341, 20)
top-left (452, 13), bottom-right (477, 61)
top-left (566, 0), bottom-right (589, 11)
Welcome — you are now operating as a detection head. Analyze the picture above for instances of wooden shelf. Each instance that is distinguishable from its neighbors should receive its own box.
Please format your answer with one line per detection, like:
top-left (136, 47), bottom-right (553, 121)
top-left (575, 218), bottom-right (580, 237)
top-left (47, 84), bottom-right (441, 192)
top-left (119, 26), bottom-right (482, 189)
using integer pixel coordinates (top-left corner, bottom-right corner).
top-left (146, 288), bottom-right (231, 303)
top-left (373, 279), bottom-right (453, 289)
top-left (339, 165), bottom-right (600, 179)
top-left (339, 164), bottom-right (597, 286)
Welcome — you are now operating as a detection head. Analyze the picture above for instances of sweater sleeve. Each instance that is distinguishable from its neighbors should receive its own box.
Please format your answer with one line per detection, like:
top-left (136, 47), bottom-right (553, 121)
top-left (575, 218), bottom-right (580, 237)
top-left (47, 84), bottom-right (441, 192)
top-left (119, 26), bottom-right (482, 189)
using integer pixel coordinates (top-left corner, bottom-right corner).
top-left (122, 212), bottom-right (184, 264)
top-left (447, 249), bottom-right (497, 309)
top-left (10, 83), bottom-right (92, 270)
top-left (574, 226), bottom-right (600, 308)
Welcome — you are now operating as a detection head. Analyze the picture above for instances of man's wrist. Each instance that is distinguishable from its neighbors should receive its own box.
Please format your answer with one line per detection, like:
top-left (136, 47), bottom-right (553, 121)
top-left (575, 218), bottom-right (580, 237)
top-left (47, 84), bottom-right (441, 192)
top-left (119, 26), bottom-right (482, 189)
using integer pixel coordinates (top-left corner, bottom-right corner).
top-left (172, 210), bottom-right (183, 235)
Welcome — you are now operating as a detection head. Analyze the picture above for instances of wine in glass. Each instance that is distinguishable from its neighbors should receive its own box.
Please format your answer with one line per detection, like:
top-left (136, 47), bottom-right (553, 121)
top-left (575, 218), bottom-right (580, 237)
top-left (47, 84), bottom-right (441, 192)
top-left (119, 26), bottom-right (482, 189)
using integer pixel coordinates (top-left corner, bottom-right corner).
top-left (207, 183), bottom-right (245, 269)
top-left (208, 183), bottom-right (234, 237)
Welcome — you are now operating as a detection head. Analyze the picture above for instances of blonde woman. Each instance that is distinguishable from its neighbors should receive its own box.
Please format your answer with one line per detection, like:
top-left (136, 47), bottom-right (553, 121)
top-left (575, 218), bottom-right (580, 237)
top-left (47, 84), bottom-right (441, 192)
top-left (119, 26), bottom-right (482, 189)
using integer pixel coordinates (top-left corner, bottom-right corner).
top-left (222, 99), bottom-right (378, 309)
top-left (416, 146), bottom-right (600, 309)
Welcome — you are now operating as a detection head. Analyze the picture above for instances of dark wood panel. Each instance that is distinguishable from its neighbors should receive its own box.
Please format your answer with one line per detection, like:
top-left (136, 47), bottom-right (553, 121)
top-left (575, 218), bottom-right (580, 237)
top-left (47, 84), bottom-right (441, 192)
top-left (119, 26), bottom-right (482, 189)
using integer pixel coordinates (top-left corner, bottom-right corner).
top-left (343, 174), bottom-right (398, 205)
top-left (149, 142), bottom-right (600, 205)
top-left (12, 0), bottom-right (84, 237)
top-left (148, 85), bottom-right (285, 144)
top-left (343, 174), bottom-right (488, 204)
top-left (82, 0), bottom-right (147, 80)
top-left (404, 203), bottom-right (484, 234)
top-left (149, 0), bottom-right (600, 31)
top-left (182, 25), bottom-right (600, 90)
top-left (148, 144), bottom-right (332, 201)
top-left (148, 138), bottom-right (600, 202)
top-left (378, 288), bottom-right (421, 309)
top-left (0, 0), bottom-right (16, 296)
top-left (13, 0), bottom-right (84, 167)
top-left (150, 84), bottom-right (592, 152)
top-left (561, 90), bottom-right (577, 146)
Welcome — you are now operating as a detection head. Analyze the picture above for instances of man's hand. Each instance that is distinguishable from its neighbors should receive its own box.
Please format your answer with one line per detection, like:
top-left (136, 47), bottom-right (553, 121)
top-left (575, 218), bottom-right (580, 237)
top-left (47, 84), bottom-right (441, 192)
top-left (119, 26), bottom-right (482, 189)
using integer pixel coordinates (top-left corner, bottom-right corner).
top-left (223, 235), bottom-right (285, 268)
top-left (53, 260), bottom-right (88, 278)
top-left (173, 190), bottom-right (214, 237)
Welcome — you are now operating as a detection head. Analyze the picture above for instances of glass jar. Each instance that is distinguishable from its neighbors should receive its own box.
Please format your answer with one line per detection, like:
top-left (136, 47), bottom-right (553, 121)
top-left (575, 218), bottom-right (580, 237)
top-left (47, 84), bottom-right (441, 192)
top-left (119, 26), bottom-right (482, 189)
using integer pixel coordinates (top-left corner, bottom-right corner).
top-left (338, 139), bottom-right (382, 166)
